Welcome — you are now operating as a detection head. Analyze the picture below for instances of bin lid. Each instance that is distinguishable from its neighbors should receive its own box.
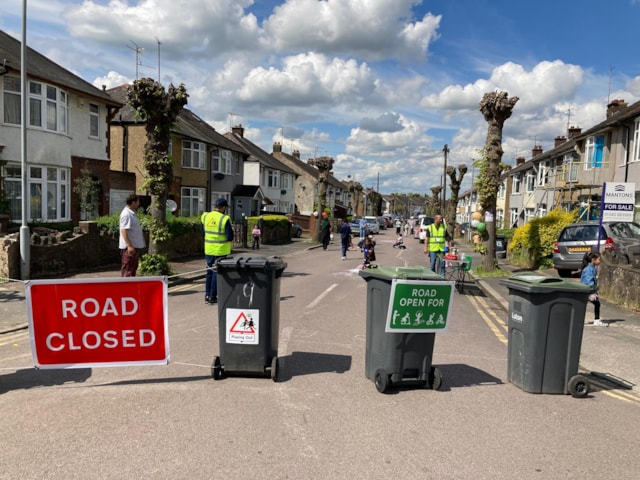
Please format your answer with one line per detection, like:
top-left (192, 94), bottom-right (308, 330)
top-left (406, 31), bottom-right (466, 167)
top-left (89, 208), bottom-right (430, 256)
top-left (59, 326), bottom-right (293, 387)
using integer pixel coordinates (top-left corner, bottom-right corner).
top-left (500, 273), bottom-right (593, 294)
top-left (216, 255), bottom-right (287, 272)
top-left (358, 265), bottom-right (443, 281)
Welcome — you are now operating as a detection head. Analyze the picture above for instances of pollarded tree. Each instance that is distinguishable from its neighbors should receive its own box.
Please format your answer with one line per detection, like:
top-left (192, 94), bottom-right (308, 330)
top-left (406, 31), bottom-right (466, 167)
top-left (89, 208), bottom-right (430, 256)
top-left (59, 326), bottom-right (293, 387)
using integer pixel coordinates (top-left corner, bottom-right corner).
top-left (127, 78), bottom-right (188, 254)
top-left (308, 156), bottom-right (334, 242)
top-left (445, 164), bottom-right (468, 238)
top-left (478, 91), bottom-right (519, 270)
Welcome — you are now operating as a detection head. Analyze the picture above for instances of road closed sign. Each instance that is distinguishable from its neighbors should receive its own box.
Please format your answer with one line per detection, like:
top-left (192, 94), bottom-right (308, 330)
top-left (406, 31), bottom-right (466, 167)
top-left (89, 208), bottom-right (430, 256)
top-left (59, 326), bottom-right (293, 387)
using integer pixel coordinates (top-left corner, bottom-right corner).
top-left (26, 277), bottom-right (169, 369)
top-left (385, 279), bottom-right (455, 333)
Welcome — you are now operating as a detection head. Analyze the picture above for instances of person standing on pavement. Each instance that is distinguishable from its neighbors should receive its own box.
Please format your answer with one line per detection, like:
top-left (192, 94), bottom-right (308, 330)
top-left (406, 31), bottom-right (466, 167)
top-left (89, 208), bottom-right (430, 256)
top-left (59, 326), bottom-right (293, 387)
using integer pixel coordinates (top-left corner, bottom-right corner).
top-left (424, 213), bottom-right (451, 276)
top-left (320, 212), bottom-right (331, 250)
top-left (339, 218), bottom-right (351, 260)
top-left (580, 252), bottom-right (606, 326)
top-left (251, 223), bottom-right (261, 250)
top-left (201, 198), bottom-right (234, 305)
top-left (119, 194), bottom-right (146, 277)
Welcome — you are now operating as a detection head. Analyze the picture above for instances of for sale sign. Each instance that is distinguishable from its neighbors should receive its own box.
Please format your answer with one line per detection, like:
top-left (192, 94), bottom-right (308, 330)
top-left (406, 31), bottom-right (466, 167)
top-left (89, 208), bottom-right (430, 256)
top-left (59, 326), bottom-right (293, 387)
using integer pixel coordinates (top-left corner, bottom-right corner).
top-left (601, 182), bottom-right (636, 222)
top-left (385, 279), bottom-right (455, 333)
top-left (26, 277), bottom-right (169, 369)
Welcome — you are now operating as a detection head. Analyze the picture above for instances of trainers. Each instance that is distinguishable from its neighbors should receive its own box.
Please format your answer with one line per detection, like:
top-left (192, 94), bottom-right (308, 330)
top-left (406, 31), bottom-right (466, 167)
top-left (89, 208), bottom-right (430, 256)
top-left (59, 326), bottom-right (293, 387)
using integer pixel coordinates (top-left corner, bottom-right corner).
top-left (341, 256), bottom-right (346, 260)
top-left (210, 297), bottom-right (218, 304)
top-left (594, 319), bottom-right (608, 327)
top-left (205, 296), bottom-right (211, 304)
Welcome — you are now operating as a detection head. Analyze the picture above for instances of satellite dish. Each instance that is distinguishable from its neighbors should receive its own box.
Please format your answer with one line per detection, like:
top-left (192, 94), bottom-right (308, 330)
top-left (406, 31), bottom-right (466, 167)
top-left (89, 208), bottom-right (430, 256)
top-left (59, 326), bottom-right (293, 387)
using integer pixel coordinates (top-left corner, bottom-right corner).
top-left (167, 199), bottom-right (178, 213)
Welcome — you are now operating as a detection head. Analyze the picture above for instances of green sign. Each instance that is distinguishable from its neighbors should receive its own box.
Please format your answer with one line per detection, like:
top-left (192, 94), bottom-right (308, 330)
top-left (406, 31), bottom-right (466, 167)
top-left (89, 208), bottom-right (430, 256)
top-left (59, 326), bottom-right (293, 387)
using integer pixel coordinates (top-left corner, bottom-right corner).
top-left (385, 279), bottom-right (454, 333)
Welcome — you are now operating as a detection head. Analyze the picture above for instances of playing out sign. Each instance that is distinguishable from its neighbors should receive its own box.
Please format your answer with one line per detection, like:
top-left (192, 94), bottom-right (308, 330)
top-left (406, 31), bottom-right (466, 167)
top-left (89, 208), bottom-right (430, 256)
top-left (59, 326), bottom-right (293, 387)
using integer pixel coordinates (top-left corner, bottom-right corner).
top-left (385, 279), bottom-right (455, 333)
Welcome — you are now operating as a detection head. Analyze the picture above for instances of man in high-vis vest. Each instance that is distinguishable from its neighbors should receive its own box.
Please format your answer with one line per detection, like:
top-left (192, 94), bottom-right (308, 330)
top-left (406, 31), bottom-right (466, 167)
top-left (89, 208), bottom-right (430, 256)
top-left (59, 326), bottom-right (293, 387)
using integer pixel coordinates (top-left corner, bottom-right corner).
top-left (201, 198), bottom-right (234, 304)
top-left (423, 213), bottom-right (451, 276)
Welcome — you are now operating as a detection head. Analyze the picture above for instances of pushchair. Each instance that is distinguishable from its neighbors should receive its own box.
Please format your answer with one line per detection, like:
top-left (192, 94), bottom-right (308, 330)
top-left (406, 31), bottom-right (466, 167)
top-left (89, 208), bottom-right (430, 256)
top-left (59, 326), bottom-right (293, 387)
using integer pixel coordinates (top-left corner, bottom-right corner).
top-left (392, 234), bottom-right (406, 249)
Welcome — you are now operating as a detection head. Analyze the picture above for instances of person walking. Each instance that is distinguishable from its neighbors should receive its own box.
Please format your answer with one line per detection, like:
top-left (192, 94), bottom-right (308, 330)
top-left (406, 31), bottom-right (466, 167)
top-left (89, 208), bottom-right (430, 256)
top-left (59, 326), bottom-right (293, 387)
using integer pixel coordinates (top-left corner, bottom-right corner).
top-left (339, 218), bottom-right (351, 260)
top-left (320, 212), bottom-right (331, 250)
top-left (119, 194), bottom-right (146, 277)
top-left (201, 198), bottom-right (234, 305)
top-left (424, 214), bottom-right (450, 276)
top-left (251, 223), bottom-right (261, 250)
top-left (580, 252), bottom-right (606, 326)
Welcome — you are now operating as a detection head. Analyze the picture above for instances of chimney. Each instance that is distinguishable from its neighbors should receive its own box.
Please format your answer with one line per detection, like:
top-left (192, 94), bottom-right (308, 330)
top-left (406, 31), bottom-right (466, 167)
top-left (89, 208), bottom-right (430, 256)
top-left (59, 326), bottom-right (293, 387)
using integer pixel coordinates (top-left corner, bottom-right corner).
top-left (273, 142), bottom-right (282, 153)
top-left (606, 99), bottom-right (627, 118)
top-left (568, 126), bottom-right (582, 139)
top-left (532, 145), bottom-right (543, 157)
top-left (554, 136), bottom-right (567, 148)
top-left (232, 124), bottom-right (244, 138)
top-left (516, 157), bottom-right (526, 165)
top-left (293, 150), bottom-right (300, 159)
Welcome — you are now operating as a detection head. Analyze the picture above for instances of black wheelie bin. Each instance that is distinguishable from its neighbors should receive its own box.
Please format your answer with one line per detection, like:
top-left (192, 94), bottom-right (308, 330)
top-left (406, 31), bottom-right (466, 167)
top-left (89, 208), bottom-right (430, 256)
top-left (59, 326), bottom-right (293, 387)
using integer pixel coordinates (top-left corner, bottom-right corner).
top-left (500, 274), bottom-right (593, 398)
top-left (211, 256), bottom-right (286, 381)
top-left (359, 265), bottom-right (455, 393)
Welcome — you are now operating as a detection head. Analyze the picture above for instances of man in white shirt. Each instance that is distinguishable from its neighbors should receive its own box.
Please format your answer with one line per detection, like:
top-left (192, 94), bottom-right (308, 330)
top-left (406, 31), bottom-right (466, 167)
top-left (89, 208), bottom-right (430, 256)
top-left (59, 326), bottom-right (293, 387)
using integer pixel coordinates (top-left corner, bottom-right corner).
top-left (119, 194), bottom-right (146, 276)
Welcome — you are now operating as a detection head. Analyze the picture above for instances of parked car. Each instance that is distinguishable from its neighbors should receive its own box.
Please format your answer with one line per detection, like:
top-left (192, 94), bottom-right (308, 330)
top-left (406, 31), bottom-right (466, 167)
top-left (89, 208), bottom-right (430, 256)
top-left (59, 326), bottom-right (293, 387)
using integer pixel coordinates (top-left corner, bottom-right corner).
top-left (417, 216), bottom-right (434, 242)
top-left (553, 221), bottom-right (640, 277)
top-left (376, 217), bottom-right (387, 230)
top-left (290, 222), bottom-right (303, 238)
top-left (349, 218), bottom-right (369, 236)
top-left (364, 216), bottom-right (380, 234)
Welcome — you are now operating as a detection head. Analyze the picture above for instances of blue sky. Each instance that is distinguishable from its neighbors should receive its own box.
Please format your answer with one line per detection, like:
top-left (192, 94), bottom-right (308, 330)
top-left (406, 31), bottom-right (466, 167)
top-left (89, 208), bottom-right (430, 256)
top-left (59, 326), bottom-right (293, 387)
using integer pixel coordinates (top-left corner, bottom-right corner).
top-left (1, 0), bottom-right (639, 196)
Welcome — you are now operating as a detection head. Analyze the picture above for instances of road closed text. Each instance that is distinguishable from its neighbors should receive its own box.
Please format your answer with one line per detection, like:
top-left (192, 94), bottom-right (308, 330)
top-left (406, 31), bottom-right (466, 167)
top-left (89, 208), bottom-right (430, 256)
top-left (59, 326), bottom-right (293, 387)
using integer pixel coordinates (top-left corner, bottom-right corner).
top-left (26, 278), bottom-right (169, 368)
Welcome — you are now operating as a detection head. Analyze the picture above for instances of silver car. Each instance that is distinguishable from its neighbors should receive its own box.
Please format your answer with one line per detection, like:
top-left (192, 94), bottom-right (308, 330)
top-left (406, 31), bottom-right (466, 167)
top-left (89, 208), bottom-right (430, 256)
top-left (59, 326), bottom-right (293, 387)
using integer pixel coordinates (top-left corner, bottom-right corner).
top-left (552, 221), bottom-right (640, 277)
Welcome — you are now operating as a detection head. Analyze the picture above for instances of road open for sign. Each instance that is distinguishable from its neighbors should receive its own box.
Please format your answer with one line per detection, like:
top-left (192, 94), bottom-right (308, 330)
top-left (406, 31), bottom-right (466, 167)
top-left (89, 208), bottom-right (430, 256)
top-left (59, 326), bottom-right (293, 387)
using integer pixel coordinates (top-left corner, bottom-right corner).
top-left (26, 277), bottom-right (169, 369)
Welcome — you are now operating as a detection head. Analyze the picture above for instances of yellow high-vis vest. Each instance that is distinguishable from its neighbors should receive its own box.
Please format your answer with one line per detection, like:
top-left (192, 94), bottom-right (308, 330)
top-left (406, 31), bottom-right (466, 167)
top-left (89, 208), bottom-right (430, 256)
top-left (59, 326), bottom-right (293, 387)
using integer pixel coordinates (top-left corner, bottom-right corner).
top-left (427, 223), bottom-right (446, 252)
top-left (201, 210), bottom-right (231, 256)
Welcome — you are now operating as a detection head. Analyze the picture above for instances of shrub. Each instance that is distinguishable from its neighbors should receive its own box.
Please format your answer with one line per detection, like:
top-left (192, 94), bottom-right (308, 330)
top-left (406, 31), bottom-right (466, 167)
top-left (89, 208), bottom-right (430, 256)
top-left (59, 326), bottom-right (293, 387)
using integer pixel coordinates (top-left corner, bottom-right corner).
top-left (139, 253), bottom-right (174, 276)
top-left (509, 209), bottom-right (578, 268)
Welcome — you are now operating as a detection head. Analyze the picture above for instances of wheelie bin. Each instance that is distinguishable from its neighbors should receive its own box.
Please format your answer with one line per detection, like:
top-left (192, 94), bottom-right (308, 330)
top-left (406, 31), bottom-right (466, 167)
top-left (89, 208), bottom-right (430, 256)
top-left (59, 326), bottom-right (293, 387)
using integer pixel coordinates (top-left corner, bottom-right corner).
top-left (500, 274), bottom-right (593, 398)
top-left (211, 256), bottom-right (286, 382)
top-left (359, 265), bottom-right (455, 393)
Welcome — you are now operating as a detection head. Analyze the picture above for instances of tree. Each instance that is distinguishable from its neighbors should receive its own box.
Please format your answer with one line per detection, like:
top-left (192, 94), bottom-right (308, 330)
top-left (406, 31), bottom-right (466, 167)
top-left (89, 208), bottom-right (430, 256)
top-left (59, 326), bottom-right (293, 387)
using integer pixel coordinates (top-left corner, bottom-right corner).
top-left (73, 168), bottom-right (101, 220)
top-left (445, 164), bottom-right (468, 237)
top-left (127, 78), bottom-right (188, 254)
top-left (478, 91), bottom-right (519, 270)
top-left (308, 156), bottom-right (334, 241)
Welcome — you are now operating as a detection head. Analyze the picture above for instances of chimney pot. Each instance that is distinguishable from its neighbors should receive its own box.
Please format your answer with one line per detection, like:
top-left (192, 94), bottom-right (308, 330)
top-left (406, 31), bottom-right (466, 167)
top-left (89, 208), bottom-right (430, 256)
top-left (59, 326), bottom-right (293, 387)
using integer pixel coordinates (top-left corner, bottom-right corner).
top-left (532, 145), bottom-right (543, 157)
top-left (232, 124), bottom-right (244, 138)
top-left (554, 136), bottom-right (567, 148)
top-left (516, 157), bottom-right (526, 165)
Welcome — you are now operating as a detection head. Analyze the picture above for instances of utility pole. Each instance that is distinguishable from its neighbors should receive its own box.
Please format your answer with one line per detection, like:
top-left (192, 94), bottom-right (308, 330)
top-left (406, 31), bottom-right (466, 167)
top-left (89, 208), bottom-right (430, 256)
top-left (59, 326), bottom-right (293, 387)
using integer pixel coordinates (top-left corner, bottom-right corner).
top-left (442, 144), bottom-right (449, 214)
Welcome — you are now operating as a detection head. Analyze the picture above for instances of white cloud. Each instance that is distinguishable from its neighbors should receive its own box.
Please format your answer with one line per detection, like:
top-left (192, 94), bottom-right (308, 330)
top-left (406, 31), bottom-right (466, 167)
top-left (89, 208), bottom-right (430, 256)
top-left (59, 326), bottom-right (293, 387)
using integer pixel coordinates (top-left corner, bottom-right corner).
top-left (93, 70), bottom-right (132, 90)
top-left (263, 0), bottom-right (441, 61)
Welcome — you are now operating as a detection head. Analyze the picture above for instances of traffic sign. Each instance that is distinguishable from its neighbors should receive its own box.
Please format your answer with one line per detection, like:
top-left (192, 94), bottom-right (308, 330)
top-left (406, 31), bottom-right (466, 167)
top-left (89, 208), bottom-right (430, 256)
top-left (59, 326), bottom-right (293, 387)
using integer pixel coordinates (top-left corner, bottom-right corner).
top-left (26, 277), bottom-right (169, 368)
top-left (385, 279), bottom-right (455, 332)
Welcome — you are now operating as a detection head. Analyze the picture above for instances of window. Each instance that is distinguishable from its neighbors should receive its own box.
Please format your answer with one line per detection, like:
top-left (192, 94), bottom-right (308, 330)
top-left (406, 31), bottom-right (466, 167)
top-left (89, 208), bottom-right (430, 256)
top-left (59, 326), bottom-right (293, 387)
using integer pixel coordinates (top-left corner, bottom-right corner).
top-left (281, 173), bottom-right (292, 190)
top-left (509, 208), bottom-right (519, 227)
top-left (524, 208), bottom-right (535, 223)
top-left (537, 161), bottom-right (551, 186)
top-left (496, 209), bottom-right (504, 229)
top-left (512, 174), bottom-right (521, 193)
top-left (497, 181), bottom-right (506, 199)
top-left (525, 171), bottom-right (535, 192)
top-left (89, 103), bottom-right (100, 138)
top-left (3, 164), bottom-right (69, 221)
top-left (585, 135), bottom-right (604, 169)
top-left (180, 187), bottom-right (205, 217)
top-left (3, 76), bottom-right (20, 124)
top-left (211, 148), bottom-right (232, 174)
top-left (633, 119), bottom-right (640, 163)
top-left (267, 169), bottom-right (279, 188)
top-left (2, 78), bottom-right (68, 133)
top-left (182, 140), bottom-right (205, 169)
top-left (563, 155), bottom-right (578, 183)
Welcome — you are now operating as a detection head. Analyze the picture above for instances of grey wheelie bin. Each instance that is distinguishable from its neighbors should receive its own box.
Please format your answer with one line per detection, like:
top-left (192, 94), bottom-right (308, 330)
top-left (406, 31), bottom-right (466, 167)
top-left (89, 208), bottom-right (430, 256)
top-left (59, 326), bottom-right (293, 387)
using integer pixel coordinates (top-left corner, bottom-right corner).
top-left (359, 266), bottom-right (455, 393)
top-left (211, 256), bottom-right (287, 382)
top-left (500, 274), bottom-right (593, 398)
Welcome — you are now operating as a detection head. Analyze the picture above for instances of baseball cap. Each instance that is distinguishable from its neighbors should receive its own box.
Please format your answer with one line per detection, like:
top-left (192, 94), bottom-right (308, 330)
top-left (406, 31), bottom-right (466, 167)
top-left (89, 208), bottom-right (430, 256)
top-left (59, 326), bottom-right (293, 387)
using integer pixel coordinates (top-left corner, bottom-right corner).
top-left (215, 198), bottom-right (229, 207)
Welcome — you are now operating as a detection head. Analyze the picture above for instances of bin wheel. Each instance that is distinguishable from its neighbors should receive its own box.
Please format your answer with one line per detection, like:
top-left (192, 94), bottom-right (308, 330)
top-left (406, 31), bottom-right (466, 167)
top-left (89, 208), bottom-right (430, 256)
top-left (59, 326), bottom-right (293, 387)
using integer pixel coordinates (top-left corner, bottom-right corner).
top-left (427, 366), bottom-right (443, 390)
top-left (270, 357), bottom-right (279, 382)
top-left (211, 356), bottom-right (223, 381)
top-left (568, 374), bottom-right (589, 398)
top-left (374, 368), bottom-right (389, 393)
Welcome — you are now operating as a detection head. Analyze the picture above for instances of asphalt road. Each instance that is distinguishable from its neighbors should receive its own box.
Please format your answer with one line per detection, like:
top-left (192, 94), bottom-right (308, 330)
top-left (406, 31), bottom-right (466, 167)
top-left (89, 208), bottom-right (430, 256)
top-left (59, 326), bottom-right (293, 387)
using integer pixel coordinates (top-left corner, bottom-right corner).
top-left (1, 234), bottom-right (639, 479)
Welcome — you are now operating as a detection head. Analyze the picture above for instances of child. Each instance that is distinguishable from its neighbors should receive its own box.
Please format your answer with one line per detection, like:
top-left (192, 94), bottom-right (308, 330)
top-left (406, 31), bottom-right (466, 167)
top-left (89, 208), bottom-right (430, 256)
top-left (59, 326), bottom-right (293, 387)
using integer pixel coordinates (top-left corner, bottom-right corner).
top-left (361, 236), bottom-right (377, 269)
top-left (392, 233), bottom-right (405, 249)
top-left (251, 224), bottom-right (261, 250)
top-left (580, 252), bottom-right (606, 326)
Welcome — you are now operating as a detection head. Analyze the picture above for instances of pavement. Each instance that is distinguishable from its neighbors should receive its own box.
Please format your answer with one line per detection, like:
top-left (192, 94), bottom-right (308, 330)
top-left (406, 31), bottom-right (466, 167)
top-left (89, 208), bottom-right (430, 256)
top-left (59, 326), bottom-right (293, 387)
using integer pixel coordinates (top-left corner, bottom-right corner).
top-left (2, 235), bottom-right (639, 397)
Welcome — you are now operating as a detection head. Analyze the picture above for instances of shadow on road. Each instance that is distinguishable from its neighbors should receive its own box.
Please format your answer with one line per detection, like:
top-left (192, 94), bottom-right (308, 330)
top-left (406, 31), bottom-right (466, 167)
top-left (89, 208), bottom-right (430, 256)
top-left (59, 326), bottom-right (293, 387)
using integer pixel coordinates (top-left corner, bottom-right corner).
top-left (277, 351), bottom-right (352, 381)
top-left (0, 367), bottom-right (92, 395)
top-left (436, 363), bottom-right (504, 391)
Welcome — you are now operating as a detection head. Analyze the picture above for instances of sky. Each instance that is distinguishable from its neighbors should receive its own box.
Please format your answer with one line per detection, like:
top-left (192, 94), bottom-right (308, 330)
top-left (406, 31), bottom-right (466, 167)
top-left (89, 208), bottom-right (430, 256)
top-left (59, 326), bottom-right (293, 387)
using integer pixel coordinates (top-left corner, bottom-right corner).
top-left (2, 0), bottom-right (640, 197)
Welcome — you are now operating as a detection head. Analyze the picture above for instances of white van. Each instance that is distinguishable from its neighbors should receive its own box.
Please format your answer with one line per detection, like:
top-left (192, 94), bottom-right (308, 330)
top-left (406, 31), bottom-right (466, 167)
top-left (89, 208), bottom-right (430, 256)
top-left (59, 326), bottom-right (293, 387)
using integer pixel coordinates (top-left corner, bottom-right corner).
top-left (417, 216), bottom-right (434, 243)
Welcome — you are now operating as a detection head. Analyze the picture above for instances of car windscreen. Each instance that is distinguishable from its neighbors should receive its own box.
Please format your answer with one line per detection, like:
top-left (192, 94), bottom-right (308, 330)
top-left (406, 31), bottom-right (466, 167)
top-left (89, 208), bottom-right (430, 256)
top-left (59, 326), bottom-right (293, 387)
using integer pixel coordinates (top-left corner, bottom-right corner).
top-left (608, 222), bottom-right (640, 239)
top-left (559, 225), bottom-right (604, 242)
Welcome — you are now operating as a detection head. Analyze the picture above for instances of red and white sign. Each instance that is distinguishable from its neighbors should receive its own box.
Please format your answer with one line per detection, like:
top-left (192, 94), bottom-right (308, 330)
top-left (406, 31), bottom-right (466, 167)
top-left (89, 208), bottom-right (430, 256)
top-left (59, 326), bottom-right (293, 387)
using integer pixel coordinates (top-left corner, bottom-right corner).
top-left (26, 277), bottom-right (169, 369)
top-left (226, 308), bottom-right (259, 345)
